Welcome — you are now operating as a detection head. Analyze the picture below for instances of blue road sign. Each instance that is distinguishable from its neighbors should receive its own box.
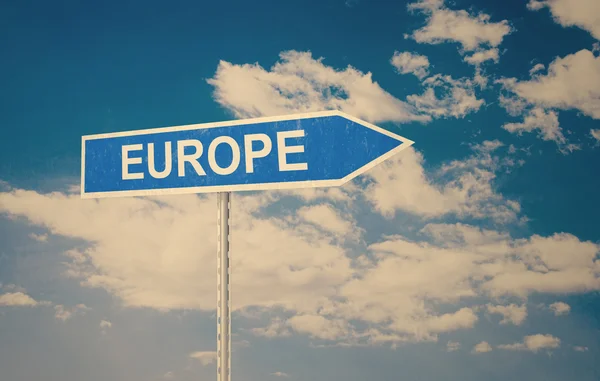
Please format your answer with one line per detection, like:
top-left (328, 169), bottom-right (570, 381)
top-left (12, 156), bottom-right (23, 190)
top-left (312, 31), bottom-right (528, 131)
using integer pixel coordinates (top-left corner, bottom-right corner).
top-left (81, 111), bottom-right (414, 198)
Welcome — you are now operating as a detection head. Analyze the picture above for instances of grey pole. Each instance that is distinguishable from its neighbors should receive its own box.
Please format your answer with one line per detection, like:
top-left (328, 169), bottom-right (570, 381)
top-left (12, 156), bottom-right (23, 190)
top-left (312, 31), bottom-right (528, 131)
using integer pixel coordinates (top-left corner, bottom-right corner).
top-left (217, 192), bottom-right (231, 381)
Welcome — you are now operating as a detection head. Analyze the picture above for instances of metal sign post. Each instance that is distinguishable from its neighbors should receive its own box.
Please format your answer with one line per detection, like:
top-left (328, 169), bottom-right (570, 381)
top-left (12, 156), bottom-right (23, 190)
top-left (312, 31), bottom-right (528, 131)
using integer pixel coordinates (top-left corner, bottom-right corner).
top-left (80, 110), bottom-right (414, 381)
top-left (217, 192), bottom-right (231, 381)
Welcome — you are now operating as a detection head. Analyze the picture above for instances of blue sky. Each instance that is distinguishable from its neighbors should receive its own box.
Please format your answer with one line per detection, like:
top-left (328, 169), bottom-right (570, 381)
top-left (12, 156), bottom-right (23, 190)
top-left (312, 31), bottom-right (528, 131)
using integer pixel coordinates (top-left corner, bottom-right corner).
top-left (1, 0), bottom-right (599, 380)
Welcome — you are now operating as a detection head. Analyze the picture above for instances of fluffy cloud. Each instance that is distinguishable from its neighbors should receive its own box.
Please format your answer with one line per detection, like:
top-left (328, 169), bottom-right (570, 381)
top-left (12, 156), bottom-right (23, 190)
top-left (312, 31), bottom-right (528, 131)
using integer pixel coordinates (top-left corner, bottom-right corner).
top-left (446, 341), bottom-right (460, 351)
top-left (189, 351), bottom-right (217, 366)
top-left (591, 129), bottom-right (600, 142)
top-left (473, 341), bottom-right (492, 353)
top-left (499, 49), bottom-right (600, 119)
top-left (364, 141), bottom-right (521, 222)
top-left (573, 346), bottom-right (589, 352)
top-left (406, 74), bottom-right (484, 118)
top-left (498, 334), bottom-right (561, 352)
top-left (28, 232), bottom-right (48, 242)
top-left (391, 51), bottom-right (430, 79)
top-left (207, 50), bottom-right (429, 124)
top-left (0, 291), bottom-right (41, 307)
top-left (464, 48), bottom-right (500, 65)
top-left (527, 0), bottom-right (600, 40)
top-left (487, 304), bottom-right (528, 325)
top-left (54, 304), bottom-right (90, 322)
top-left (407, 0), bottom-right (512, 51)
top-left (549, 301), bottom-right (571, 315)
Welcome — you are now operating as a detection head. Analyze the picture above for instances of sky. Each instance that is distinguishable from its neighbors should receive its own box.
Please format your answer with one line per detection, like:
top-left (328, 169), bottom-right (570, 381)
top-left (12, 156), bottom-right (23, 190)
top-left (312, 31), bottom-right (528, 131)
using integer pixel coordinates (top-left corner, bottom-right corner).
top-left (1, 0), bottom-right (599, 380)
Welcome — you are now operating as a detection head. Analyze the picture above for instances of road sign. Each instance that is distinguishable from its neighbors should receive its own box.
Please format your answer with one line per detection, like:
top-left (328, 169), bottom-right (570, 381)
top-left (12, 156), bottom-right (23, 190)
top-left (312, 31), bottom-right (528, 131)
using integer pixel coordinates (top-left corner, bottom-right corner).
top-left (81, 110), bottom-right (414, 198)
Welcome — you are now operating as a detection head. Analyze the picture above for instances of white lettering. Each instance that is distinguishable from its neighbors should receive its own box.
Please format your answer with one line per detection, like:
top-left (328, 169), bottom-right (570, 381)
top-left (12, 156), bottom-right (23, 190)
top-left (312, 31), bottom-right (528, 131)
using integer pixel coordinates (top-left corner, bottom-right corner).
top-left (122, 144), bottom-right (144, 180)
top-left (177, 139), bottom-right (206, 177)
top-left (148, 142), bottom-right (173, 179)
top-left (277, 130), bottom-right (308, 171)
top-left (244, 133), bottom-right (272, 174)
top-left (208, 136), bottom-right (240, 175)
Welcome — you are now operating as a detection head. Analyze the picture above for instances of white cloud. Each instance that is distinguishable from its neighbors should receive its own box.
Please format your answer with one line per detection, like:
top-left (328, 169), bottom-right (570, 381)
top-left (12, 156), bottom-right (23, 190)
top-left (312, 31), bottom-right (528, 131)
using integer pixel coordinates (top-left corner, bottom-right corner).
top-left (54, 304), bottom-right (90, 322)
top-left (498, 334), bottom-right (560, 352)
top-left (406, 74), bottom-right (484, 118)
top-left (0, 292), bottom-right (41, 307)
top-left (407, 0), bottom-right (512, 51)
top-left (464, 48), bottom-right (500, 65)
top-left (296, 204), bottom-right (358, 240)
top-left (573, 346), bottom-right (589, 352)
top-left (28, 232), bottom-right (48, 242)
top-left (271, 371), bottom-right (291, 378)
top-left (189, 351), bottom-right (217, 366)
top-left (391, 51), bottom-right (431, 79)
top-left (446, 341), bottom-right (460, 351)
top-left (473, 341), bottom-right (493, 353)
top-left (207, 50), bottom-right (429, 124)
top-left (99, 319), bottom-right (112, 328)
top-left (163, 371), bottom-right (174, 379)
top-left (502, 108), bottom-right (579, 153)
top-left (529, 63), bottom-right (545, 76)
top-left (549, 302), bottom-right (571, 316)
top-left (499, 49), bottom-right (600, 120)
top-left (364, 142), bottom-right (521, 223)
top-left (527, 0), bottom-right (600, 40)
top-left (591, 129), bottom-right (600, 142)
top-left (287, 315), bottom-right (350, 341)
top-left (487, 304), bottom-right (528, 325)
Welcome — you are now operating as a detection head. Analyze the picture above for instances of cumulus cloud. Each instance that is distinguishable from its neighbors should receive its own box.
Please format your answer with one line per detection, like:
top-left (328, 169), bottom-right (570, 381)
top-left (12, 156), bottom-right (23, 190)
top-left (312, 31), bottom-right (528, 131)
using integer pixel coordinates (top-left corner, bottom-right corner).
top-left (364, 141), bottom-right (521, 222)
top-left (498, 334), bottom-right (560, 352)
top-left (499, 49), bottom-right (600, 119)
top-left (464, 48), bottom-right (500, 65)
top-left (549, 302), bottom-right (571, 316)
top-left (100, 319), bottom-right (112, 334)
top-left (473, 341), bottom-right (492, 353)
top-left (406, 74), bottom-right (484, 118)
top-left (407, 0), bottom-right (512, 52)
top-left (54, 304), bottom-right (90, 322)
top-left (527, 0), bottom-right (600, 40)
top-left (189, 351), bottom-right (217, 366)
top-left (591, 129), bottom-right (600, 142)
top-left (0, 291), bottom-right (42, 307)
top-left (207, 50), bottom-right (429, 124)
top-left (487, 304), bottom-right (528, 325)
top-left (446, 341), bottom-right (460, 351)
top-left (391, 51), bottom-right (431, 79)
top-left (28, 232), bottom-right (48, 242)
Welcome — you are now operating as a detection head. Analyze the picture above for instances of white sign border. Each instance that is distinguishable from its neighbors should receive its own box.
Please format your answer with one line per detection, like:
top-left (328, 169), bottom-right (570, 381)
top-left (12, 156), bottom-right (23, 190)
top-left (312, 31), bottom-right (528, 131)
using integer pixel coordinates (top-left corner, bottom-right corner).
top-left (81, 110), bottom-right (414, 199)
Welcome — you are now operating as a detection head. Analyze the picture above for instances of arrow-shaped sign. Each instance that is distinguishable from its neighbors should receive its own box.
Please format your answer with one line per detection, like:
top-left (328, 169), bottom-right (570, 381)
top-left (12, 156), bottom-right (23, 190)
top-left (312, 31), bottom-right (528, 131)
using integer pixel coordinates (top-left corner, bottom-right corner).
top-left (81, 110), bottom-right (414, 198)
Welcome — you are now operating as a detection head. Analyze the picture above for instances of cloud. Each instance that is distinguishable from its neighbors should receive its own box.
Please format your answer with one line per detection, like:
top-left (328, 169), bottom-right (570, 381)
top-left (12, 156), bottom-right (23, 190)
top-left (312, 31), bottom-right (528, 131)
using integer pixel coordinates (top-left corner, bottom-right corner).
top-left (549, 302), bottom-right (571, 315)
top-left (189, 351), bottom-right (217, 366)
top-left (0, 292), bottom-right (42, 307)
top-left (464, 48), bottom-right (500, 65)
top-left (591, 129), bottom-right (600, 142)
top-left (498, 334), bottom-right (560, 352)
top-left (473, 341), bottom-right (492, 353)
top-left (487, 304), bottom-right (528, 325)
top-left (364, 142), bottom-right (521, 223)
top-left (407, 0), bottom-right (512, 52)
top-left (296, 204), bottom-right (358, 240)
top-left (527, 0), bottom-right (600, 40)
top-left (28, 232), bottom-right (48, 242)
top-left (207, 50), bottom-right (429, 124)
top-left (100, 319), bottom-right (112, 334)
top-left (499, 49), bottom-right (600, 119)
top-left (54, 304), bottom-right (90, 322)
top-left (287, 315), bottom-right (350, 341)
top-left (406, 74), bottom-right (484, 118)
top-left (446, 341), bottom-right (460, 351)
top-left (573, 346), bottom-right (588, 352)
top-left (502, 108), bottom-right (579, 153)
top-left (271, 371), bottom-right (291, 378)
top-left (391, 51), bottom-right (431, 79)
